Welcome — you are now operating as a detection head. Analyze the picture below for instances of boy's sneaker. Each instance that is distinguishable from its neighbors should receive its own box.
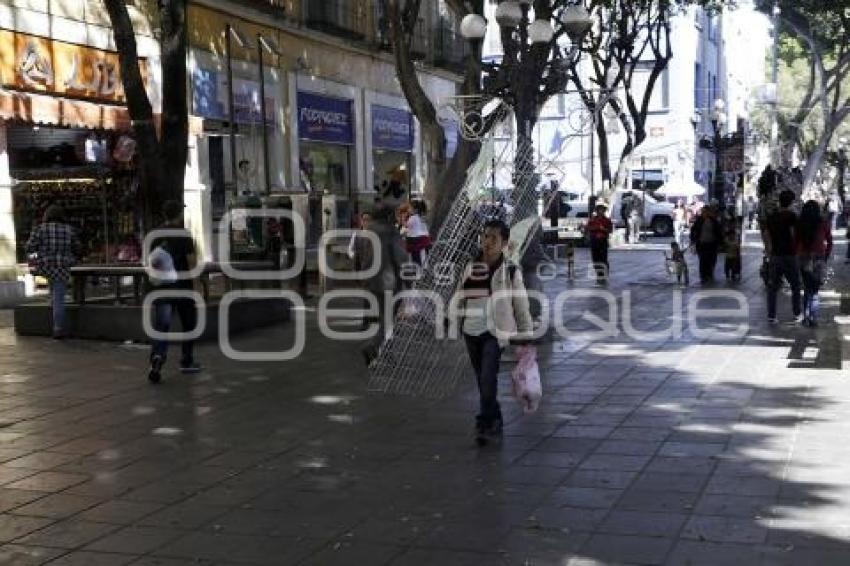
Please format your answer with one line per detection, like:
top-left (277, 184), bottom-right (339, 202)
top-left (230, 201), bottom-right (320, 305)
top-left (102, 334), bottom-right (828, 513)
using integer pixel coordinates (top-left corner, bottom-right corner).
top-left (179, 360), bottom-right (201, 374)
top-left (793, 314), bottom-right (805, 325)
top-left (767, 317), bottom-right (779, 325)
top-left (148, 355), bottom-right (164, 384)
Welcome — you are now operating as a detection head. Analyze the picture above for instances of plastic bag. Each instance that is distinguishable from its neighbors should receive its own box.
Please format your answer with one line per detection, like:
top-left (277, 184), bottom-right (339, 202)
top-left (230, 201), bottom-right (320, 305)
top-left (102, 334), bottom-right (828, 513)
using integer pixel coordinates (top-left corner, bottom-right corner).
top-left (511, 344), bottom-right (542, 414)
top-left (148, 246), bottom-right (178, 286)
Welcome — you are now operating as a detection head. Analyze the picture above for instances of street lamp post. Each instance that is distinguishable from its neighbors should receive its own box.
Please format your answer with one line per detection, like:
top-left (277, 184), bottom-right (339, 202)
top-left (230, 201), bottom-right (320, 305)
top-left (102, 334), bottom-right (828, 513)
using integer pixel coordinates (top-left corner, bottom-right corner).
top-left (459, 2), bottom-right (593, 223)
top-left (711, 98), bottom-right (727, 208)
top-left (257, 34), bottom-right (281, 195)
top-left (837, 137), bottom-right (848, 225)
top-left (225, 25), bottom-right (249, 197)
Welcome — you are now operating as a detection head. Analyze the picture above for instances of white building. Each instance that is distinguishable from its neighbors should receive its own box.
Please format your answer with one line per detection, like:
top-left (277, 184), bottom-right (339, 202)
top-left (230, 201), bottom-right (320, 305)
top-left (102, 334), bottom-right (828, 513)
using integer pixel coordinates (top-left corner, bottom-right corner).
top-left (478, 4), bottom-right (771, 204)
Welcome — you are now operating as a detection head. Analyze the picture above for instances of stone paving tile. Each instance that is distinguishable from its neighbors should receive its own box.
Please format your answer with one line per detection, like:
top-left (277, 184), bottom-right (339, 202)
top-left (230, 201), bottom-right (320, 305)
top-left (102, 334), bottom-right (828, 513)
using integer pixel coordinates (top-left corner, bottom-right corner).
top-left (693, 493), bottom-right (776, 519)
top-left (681, 515), bottom-right (770, 544)
top-left (0, 544), bottom-right (65, 565)
top-left (2, 451), bottom-right (81, 471)
top-left (9, 493), bottom-right (104, 520)
top-left (78, 500), bottom-right (165, 525)
top-left (579, 533), bottom-right (675, 565)
top-left (153, 532), bottom-right (326, 565)
top-left (527, 506), bottom-right (609, 533)
top-left (616, 489), bottom-right (701, 514)
top-left (593, 439), bottom-right (663, 456)
top-left (576, 454), bottom-right (653, 472)
top-left (134, 498), bottom-right (229, 531)
top-left (547, 486), bottom-right (623, 510)
top-left (45, 550), bottom-right (139, 565)
top-left (388, 547), bottom-right (505, 566)
top-left (0, 466), bottom-right (40, 486)
top-left (0, 488), bottom-right (46, 514)
top-left (562, 469), bottom-right (639, 490)
top-left (0, 514), bottom-right (54, 543)
top-left (597, 510), bottom-right (689, 538)
top-left (628, 472), bottom-right (711, 493)
top-left (297, 541), bottom-right (404, 566)
top-left (84, 525), bottom-right (184, 555)
top-left (5, 471), bottom-right (88, 493)
top-left (666, 540), bottom-right (789, 566)
top-left (15, 519), bottom-right (120, 549)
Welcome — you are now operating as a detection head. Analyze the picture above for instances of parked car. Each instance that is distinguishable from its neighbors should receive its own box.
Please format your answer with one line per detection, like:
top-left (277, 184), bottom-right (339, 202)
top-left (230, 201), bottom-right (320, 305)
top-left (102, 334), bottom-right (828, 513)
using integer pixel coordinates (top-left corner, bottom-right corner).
top-left (550, 188), bottom-right (676, 237)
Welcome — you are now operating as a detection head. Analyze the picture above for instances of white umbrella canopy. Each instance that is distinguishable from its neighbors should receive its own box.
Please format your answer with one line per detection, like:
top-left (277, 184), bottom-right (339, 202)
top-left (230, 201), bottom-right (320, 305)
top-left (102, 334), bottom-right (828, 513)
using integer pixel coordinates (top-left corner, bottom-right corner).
top-left (655, 178), bottom-right (707, 199)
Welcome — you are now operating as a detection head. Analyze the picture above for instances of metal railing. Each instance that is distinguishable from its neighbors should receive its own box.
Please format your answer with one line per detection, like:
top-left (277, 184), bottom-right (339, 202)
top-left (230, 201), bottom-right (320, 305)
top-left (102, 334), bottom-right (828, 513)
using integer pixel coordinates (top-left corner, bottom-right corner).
top-left (305, 0), bottom-right (368, 41)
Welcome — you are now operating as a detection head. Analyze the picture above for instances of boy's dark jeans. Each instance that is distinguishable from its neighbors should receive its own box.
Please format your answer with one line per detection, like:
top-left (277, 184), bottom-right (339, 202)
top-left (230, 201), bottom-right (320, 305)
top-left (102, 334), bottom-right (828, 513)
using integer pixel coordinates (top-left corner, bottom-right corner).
top-left (150, 297), bottom-right (197, 364)
top-left (464, 332), bottom-right (503, 425)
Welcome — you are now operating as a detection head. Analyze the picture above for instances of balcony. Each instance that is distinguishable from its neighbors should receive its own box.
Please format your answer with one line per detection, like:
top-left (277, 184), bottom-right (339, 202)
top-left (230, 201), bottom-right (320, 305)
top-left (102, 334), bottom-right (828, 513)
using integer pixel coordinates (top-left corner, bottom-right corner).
top-left (433, 26), bottom-right (467, 73)
top-left (375, 16), bottom-right (427, 59)
top-left (237, 0), bottom-right (287, 18)
top-left (306, 0), bottom-right (368, 42)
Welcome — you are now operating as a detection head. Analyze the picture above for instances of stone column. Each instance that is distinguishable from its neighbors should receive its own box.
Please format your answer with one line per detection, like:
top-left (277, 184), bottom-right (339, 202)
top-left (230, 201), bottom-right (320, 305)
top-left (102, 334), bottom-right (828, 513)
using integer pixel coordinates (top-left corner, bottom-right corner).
top-left (0, 121), bottom-right (24, 304)
top-left (183, 127), bottom-right (213, 263)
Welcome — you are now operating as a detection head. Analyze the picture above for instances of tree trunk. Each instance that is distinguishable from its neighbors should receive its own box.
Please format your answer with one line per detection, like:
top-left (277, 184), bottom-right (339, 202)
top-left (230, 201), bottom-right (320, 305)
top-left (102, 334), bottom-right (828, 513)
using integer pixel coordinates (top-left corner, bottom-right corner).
top-left (429, 138), bottom-right (481, 235)
top-left (513, 109), bottom-right (539, 221)
top-left (802, 114), bottom-right (844, 190)
top-left (595, 119), bottom-right (612, 188)
top-left (158, 0), bottom-right (189, 206)
top-left (103, 0), bottom-right (163, 228)
top-left (421, 122), bottom-right (449, 211)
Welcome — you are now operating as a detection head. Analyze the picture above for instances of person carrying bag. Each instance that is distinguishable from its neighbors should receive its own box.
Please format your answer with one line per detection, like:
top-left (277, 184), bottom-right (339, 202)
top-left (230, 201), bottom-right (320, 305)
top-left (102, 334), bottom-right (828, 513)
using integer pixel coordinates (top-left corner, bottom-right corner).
top-left (455, 219), bottom-right (536, 446)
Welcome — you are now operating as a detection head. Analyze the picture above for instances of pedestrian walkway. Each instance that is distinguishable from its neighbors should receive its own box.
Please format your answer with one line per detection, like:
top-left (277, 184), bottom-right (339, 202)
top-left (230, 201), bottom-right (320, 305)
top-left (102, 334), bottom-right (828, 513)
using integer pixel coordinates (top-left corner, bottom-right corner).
top-left (0, 237), bottom-right (848, 565)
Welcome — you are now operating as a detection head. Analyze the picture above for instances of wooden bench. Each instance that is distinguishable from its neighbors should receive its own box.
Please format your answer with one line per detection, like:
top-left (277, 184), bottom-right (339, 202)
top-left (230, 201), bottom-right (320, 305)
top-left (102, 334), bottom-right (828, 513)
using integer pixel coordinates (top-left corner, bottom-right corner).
top-left (70, 261), bottom-right (277, 306)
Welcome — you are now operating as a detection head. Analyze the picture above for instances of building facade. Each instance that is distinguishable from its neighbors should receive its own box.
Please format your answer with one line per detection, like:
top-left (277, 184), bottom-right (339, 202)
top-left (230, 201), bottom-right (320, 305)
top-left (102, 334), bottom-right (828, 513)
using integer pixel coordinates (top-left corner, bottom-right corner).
top-left (0, 0), bottom-right (465, 298)
top-left (185, 0), bottom-right (465, 260)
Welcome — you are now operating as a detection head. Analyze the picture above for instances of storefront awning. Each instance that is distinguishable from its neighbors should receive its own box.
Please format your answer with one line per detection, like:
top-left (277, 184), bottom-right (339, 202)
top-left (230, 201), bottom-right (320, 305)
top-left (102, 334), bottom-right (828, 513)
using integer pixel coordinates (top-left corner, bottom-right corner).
top-left (0, 90), bottom-right (131, 131)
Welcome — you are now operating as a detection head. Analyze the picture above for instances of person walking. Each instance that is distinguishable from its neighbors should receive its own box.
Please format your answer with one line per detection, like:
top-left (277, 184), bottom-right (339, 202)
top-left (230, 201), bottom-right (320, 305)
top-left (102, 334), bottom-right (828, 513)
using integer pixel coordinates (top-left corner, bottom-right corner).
top-left (797, 200), bottom-right (833, 327)
top-left (401, 200), bottom-right (431, 266)
top-left (673, 200), bottom-right (687, 246)
top-left (26, 205), bottom-right (80, 339)
top-left (690, 206), bottom-right (722, 284)
top-left (147, 200), bottom-right (202, 384)
top-left (746, 196), bottom-right (757, 230)
top-left (361, 205), bottom-right (407, 367)
top-left (620, 193), bottom-right (633, 242)
top-left (457, 219), bottom-right (533, 446)
top-left (587, 204), bottom-right (614, 284)
top-left (764, 190), bottom-right (802, 324)
top-left (630, 196), bottom-right (644, 243)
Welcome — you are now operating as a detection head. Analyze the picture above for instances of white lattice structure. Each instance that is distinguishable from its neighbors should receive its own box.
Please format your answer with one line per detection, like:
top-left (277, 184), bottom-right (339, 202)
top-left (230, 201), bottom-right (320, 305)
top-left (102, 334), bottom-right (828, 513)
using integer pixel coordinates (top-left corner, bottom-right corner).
top-left (368, 92), bottom-right (614, 398)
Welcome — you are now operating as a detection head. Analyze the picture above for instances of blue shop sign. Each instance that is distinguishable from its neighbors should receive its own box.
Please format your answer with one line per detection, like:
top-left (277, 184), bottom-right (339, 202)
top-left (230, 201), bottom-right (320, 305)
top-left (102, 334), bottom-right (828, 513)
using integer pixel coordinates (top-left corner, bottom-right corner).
top-left (297, 91), bottom-right (354, 145)
top-left (371, 105), bottom-right (413, 152)
top-left (192, 68), bottom-right (275, 124)
top-left (192, 68), bottom-right (225, 120)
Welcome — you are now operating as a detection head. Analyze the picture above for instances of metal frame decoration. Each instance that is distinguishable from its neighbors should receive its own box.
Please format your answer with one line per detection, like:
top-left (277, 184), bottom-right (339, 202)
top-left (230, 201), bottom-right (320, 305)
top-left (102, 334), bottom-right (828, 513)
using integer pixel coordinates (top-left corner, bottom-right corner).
top-left (367, 86), bottom-right (617, 398)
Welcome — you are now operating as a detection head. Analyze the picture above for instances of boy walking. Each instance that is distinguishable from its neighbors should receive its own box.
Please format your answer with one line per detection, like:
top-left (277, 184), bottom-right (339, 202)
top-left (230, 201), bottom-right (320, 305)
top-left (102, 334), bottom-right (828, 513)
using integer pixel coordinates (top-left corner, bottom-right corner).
top-left (147, 201), bottom-right (202, 383)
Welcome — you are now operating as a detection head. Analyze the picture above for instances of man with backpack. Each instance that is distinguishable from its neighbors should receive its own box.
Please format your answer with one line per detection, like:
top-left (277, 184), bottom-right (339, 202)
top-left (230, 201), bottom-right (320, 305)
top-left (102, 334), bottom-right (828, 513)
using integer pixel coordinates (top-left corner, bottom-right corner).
top-left (763, 190), bottom-right (802, 324)
top-left (147, 200), bottom-right (202, 383)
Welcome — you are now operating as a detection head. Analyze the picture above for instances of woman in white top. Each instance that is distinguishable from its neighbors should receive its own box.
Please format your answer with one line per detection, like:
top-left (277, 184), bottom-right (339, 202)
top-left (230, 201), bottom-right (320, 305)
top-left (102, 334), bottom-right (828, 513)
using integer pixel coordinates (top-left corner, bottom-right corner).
top-left (400, 201), bottom-right (431, 265)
